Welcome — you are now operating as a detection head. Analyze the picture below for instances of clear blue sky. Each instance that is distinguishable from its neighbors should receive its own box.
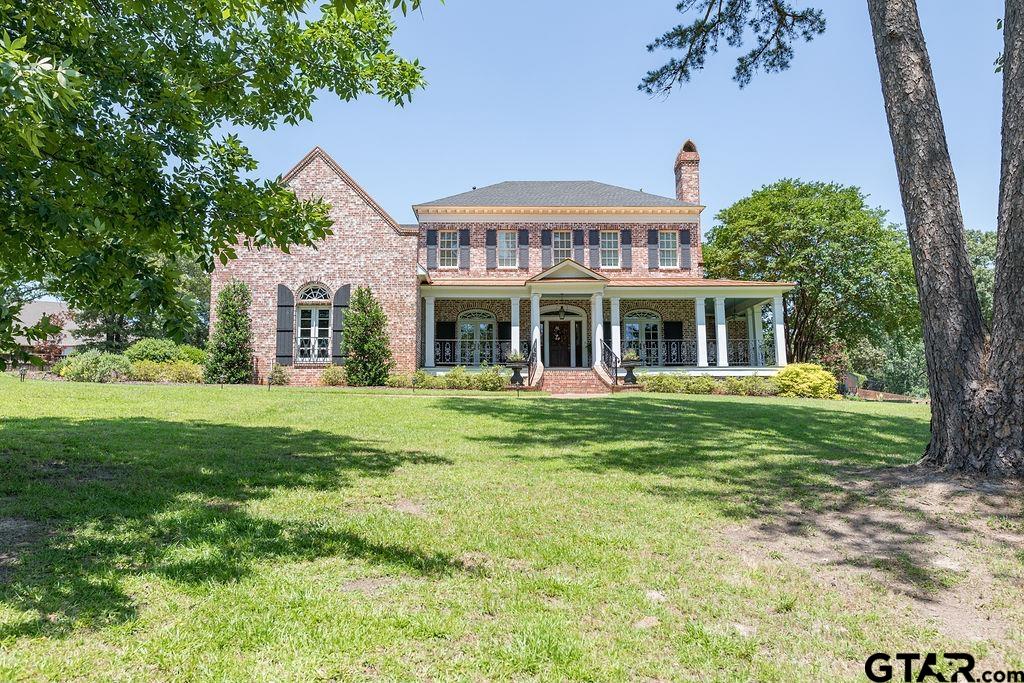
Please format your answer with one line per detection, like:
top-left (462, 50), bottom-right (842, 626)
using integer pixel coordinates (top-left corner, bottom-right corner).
top-left (235, 2), bottom-right (1003, 230)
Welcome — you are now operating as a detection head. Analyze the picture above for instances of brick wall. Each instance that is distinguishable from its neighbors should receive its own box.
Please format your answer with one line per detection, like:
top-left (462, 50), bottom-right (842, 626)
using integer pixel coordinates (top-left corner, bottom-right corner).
top-left (210, 149), bottom-right (420, 385)
top-left (418, 222), bottom-right (703, 280)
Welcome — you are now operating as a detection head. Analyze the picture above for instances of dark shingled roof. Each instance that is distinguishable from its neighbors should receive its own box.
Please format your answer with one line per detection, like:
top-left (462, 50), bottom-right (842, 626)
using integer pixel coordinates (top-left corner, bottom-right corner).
top-left (417, 181), bottom-right (695, 208)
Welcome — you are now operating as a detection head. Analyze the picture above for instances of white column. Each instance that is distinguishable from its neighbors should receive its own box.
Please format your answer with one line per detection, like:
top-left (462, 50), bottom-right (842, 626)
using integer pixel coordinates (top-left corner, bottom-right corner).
top-left (695, 297), bottom-right (708, 367)
top-left (510, 297), bottom-right (521, 356)
top-left (745, 309), bottom-right (755, 365)
top-left (715, 296), bottom-right (728, 367)
top-left (424, 296), bottom-right (436, 367)
top-left (591, 293), bottom-right (604, 369)
top-left (772, 295), bottom-right (788, 366)
top-left (610, 297), bottom-right (621, 358)
top-left (530, 293), bottom-right (541, 358)
top-left (754, 303), bottom-right (766, 366)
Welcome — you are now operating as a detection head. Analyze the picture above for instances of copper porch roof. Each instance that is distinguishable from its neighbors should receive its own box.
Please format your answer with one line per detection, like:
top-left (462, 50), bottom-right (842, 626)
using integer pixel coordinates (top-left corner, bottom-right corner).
top-left (423, 277), bottom-right (795, 287)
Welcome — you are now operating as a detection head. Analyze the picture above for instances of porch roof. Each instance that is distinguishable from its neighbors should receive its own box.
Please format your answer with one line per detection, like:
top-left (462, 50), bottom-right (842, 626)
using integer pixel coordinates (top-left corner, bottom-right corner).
top-left (423, 277), bottom-right (794, 288)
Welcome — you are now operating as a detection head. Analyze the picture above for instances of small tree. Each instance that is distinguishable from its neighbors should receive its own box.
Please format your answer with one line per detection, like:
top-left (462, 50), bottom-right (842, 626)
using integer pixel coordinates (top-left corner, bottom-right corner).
top-left (344, 286), bottom-right (393, 386)
top-left (205, 281), bottom-right (254, 384)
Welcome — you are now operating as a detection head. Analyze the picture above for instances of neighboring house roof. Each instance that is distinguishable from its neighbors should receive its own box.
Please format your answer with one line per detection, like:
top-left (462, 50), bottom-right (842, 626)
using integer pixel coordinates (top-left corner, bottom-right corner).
top-left (14, 300), bottom-right (89, 347)
top-left (281, 147), bottom-right (416, 236)
top-left (416, 181), bottom-right (696, 208)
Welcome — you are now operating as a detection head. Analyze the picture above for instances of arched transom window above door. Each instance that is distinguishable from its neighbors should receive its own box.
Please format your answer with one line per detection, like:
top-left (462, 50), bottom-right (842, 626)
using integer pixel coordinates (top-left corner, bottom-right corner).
top-left (296, 283), bottom-right (331, 363)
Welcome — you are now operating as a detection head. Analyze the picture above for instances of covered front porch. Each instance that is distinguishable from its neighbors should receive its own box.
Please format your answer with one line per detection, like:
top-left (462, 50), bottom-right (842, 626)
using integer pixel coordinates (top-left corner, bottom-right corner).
top-left (419, 261), bottom-right (792, 384)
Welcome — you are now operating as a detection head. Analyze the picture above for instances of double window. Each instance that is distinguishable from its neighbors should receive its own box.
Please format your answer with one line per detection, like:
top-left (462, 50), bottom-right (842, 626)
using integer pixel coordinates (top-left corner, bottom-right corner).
top-left (600, 231), bottom-right (620, 268)
top-left (296, 285), bottom-right (331, 363)
top-left (438, 230), bottom-right (459, 268)
top-left (497, 230), bottom-right (518, 268)
top-left (552, 231), bottom-right (572, 262)
top-left (658, 230), bottom-right (679, 268)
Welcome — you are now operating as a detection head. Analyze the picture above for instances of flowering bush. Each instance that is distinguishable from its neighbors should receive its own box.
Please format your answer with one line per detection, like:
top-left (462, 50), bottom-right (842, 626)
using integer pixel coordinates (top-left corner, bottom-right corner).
top-left (775, 363), bottom-right (839, 399)
top-left (321, 365), bottom-right (346, 386)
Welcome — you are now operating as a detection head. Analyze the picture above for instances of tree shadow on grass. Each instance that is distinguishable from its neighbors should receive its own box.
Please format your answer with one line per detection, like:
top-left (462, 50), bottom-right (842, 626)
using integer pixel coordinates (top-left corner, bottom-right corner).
top-left (0, 417), bottom-right (454, 639)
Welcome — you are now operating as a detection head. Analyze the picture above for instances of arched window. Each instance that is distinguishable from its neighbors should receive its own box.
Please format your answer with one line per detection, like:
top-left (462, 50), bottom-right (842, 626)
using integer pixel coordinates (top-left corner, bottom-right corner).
top-left (296, 283), bottom-right (331, 362)
top-left (457, 309), bottom-right (496, 366)
top-left (622, 310), bottom-right (662, 365)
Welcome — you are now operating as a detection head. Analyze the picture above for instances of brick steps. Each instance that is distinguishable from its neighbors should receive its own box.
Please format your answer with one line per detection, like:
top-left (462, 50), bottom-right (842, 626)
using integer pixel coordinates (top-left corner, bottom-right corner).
top-left (540, 368), bottom-right (612, 394)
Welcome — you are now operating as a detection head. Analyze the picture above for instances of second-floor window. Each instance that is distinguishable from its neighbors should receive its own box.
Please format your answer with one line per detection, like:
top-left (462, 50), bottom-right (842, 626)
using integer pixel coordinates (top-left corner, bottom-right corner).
top-left (497, 230), bottom-right (518, 268)
top-left (553, 231), bottom-right (572, 262)
top-left (658, 230), bottom-right (678, 268)
top-left (438, 230), bottom-right (459, 268)
top-left (600, 230), bottom-right (619, 268)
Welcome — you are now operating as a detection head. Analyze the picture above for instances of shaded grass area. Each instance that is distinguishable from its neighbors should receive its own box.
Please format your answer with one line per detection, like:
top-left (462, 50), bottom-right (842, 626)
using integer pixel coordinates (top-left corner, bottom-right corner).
top-left (4, 376), bottom-right (999, 681)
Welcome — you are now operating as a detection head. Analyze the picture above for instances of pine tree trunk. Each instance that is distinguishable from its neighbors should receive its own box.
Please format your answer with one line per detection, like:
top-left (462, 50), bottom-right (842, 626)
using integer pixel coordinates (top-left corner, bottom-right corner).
top-left (865, 0), bottom-right (1016, 474)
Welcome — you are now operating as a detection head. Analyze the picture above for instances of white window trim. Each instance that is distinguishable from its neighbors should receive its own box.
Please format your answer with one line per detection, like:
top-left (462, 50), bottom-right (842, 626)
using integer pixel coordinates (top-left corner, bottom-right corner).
top-left (438, 230), bottom-right (459, 269)
top-left (497, 230), bottom-right (518, 269)
top-left (600, 230), bottom-right (620, 269)
top-left (552, 230), bottom-right (573, 262)
top-left (658, 230), bottom-right (680, 269)
top-left (295, 284), bottom-right (332, 364)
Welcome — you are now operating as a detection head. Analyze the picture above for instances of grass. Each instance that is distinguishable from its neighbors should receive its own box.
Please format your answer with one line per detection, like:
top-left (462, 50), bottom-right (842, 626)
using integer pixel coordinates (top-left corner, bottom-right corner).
top-left (0, 375), bottom-right (1016, 680)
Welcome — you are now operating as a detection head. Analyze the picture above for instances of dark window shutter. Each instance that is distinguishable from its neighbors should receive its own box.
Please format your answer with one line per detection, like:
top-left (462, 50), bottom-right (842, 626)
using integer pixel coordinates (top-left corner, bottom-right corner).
top-left (680, 228), bottom-right (692, 270)
top-left (620, 229), bottom-right (632, 269)
top-left (664, 321), bottom-right (683, 339)
top-left (518, 229), bottom-right (529, 270)
top-left (459, 229), bottom-right (470, 270)
top-left (602, 321), bottom-right (612, 345)
top-left (588, 229), bottom-right (600, 269)
top-left (647, 229), bottom-right (659, 270)
top-left (436, 321), bottom-right (456, 340)
top-left (485, 229), bottom-right (497, 270)
top-left (331, 285), bottom-right (350, 365)
top-left (498, 321), bottom-right (511, 340)
top-left (541, 229), bottom-right (553, 269)
top-left (573, 230), bottom-right (585, 263)
top-left (276, 284), bottom-right (294, 366)
top-left (426, 229), bottom-right (438, 269)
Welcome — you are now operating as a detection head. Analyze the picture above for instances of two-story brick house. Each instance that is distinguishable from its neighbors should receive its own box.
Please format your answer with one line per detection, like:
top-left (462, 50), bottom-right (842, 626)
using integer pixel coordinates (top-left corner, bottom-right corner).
top-left (211, 141), bottom-right (793, 391)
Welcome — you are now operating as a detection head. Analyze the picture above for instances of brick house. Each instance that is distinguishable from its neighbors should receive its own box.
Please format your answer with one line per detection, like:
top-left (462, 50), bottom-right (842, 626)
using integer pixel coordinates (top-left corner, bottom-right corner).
top-left (211, 141), bottom-right (793, 390)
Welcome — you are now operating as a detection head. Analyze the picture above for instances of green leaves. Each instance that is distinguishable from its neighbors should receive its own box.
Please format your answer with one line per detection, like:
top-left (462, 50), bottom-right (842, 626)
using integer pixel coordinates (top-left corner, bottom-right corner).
top-left (0, 0), bottom-right (426, 359)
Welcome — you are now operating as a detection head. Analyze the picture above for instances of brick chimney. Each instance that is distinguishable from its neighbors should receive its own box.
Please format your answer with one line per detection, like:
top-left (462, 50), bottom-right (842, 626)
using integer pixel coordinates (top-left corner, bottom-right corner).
top-left (674, 139), bottom-right (700, 204)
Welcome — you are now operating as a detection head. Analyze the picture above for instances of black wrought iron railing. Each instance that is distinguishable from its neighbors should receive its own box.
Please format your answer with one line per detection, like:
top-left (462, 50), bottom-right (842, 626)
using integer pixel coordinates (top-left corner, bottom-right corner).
top-left (620, 339), bottom-right (775, 367)
top-left (527, 338), bottom-right (539, 386)
top-left (433, 339), bottom-right (530, 366)
top-left (601, 340), bottom-right (620, 386)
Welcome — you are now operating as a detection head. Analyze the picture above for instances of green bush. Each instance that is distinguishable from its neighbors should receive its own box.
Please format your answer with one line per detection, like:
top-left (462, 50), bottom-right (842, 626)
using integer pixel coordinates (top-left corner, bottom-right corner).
top-left (680, 375), bottom-right (716, 394)
top-left (719, 377), bottom-right (745, 395)
top-left (164, 361), bottom-right (204, 384)
top-left (737, 375), bottom-right (779, 397)
top-left (385, 373), bottom-right (413, 388)
top-left (442, 366), bottom-right (473, 390)
top-left (321, 365), bottom-right (346, 387)
top-left (130, 359), bottom-right (165, 382)
top-left (268, 364), bottom-right (289, 386)
top-left (205, 280), bottom-right (255, 384)
top-left (50, 354), bottom-right (73, 376)
top-left (775, 363), bottom-right (839, 399)
top-left (60, 351), bottom-right (132, 383)
top-left (175, 344), bottom-right (208, 365)
top-left (344, 286), bottom-right (393, 386)
top-left (472, 365), bottom-right (507, 391)
top-left (639, 374), bottom-right (685, 393)
top-left (412, 370), bottom-right (442, 389)
top-left (125, 338), bottom-right (179, 363)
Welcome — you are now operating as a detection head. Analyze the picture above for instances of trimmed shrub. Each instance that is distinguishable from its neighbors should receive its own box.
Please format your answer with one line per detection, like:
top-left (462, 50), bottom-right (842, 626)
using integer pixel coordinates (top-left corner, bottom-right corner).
top-left (175, 344), bottom-right (208, 365)
top-left (60, 351), bottom-right (132, 383)
top-left (720, 377), bottom-right (745, 395)
top-left (472, 366), bottom-right (507, 391)
top-left (50, 354), bottom-right (74, 376)
top-left (164, 361), bottom-right (204, 384)
top-left (412, 369), bottom-right (442, 389)
top-left (268, 364), bottom-right (289, 386)
top-left (344, 286), bottom-right (393, 386)
top-left (680, 375), bottom-right (717, 394)
top-left (639, 374), bottom-right (685, 393)
top-left (775, 363), bottom-right (839, 399)
top-left (205, 280), bottom-right (255, 384)
top-left (321, 365), bottom-right (346, 387)
top-left (443, 366), bottom-right (473, 390)
top-left (385, 373), bottom-right (413, 388)
top-left (125, 338), bottom-right (178, 363)
top-left (130, 359), bottom-right (165, 382)
top-left (737, 375), bottom-right (779, 397)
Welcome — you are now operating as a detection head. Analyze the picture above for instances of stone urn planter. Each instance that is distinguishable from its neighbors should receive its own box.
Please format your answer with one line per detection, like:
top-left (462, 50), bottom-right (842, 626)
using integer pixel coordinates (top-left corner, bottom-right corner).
top-left (620, 352), bottom-right (641, 385)
top-left (506, 354), bottom-right (527, 387)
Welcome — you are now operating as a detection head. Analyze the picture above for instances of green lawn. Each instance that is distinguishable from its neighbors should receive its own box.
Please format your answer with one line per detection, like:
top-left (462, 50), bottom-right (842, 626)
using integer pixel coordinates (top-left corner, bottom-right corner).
top-left (0, 376), bottom-right (1021, 680)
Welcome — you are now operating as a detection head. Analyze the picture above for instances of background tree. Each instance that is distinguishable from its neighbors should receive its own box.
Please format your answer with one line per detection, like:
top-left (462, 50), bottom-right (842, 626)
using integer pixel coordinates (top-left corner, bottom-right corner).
top-left (205, 281), bottom-right (254, 384)
top-left (641, 0), bottom-right (1024, 476)
top-left (0, 0), bottom-right (426, 367)
top-left (966, 229), bottom-right (997, 325)
top-left (705, 179), bottom-right (918, 363)
top-left (343, 286), bottom-right (393, 386)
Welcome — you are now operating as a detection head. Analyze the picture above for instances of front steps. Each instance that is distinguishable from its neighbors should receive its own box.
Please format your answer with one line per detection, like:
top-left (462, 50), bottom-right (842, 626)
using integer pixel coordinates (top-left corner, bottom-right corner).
top-left (540, 368), bottom-right (612, 394)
